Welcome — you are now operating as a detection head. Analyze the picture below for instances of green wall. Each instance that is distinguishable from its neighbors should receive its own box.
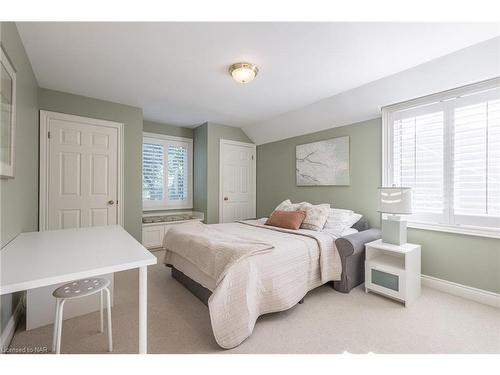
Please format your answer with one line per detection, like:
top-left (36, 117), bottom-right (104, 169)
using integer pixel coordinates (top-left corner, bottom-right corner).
top-left (257, 118), bottom-right (381, 225)
top-left (256, 118), bottom-right (500, 293)
top-left (143, 120), bottom-right (193, 139)
top-left (38, 88), bottom-right (144, 241)
top-left (0, 22), bottom-right (39, 333)
top-left (193, 122), bottom-right (252, 223)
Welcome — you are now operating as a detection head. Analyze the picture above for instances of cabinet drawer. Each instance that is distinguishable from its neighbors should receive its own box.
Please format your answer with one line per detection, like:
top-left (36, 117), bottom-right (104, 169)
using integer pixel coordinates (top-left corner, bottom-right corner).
top-left (371, 269), bottom-right (399, 292)
top-left (142, 225), bottom-right (165, 249)
top-left (365, 262), bottom-right (406, 301)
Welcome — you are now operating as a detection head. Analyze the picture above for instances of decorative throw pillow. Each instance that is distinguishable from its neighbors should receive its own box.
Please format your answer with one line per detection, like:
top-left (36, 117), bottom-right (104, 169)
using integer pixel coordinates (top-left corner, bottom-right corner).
top-left (265, 210), bottom-right (306, 230)
top-left (300, 204), bottom-right (330, 231)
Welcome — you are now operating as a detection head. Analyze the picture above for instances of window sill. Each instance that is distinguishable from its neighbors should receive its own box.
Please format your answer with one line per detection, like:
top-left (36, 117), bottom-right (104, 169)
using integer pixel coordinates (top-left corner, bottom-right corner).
top-left (143, 206), bottom-right (193, 211)
top-left (407, 221), bottom-right (500, 240)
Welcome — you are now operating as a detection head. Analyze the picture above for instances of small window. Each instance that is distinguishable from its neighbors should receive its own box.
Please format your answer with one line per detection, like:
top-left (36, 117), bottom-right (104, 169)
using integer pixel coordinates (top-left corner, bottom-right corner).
top-left (142, 133), bottom-right (192, 210)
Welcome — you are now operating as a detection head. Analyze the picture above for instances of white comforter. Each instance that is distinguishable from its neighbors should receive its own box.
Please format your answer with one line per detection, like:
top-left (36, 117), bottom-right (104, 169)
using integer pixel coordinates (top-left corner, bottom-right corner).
top-left (163, 219), bottom-right (342, 349)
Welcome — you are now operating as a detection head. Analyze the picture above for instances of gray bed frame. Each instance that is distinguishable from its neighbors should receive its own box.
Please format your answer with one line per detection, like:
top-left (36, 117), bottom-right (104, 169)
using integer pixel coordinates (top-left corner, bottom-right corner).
top-left (166, 217), bottom-right (381, 306)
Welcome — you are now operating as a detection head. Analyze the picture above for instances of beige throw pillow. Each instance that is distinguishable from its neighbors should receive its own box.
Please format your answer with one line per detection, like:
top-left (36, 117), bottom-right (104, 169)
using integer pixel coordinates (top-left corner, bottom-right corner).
top-left (300, 203), bottom-right (330, 231)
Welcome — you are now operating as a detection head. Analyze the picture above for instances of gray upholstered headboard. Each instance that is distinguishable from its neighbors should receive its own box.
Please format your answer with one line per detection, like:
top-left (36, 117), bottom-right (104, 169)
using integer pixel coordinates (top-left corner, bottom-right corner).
top-left (351, 216), bottom-right (370, 232)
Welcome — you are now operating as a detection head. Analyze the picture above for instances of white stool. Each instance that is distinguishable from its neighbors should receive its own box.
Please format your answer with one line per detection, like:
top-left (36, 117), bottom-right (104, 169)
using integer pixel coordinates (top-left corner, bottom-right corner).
top-left (52, 278), bottom-right (112, 354)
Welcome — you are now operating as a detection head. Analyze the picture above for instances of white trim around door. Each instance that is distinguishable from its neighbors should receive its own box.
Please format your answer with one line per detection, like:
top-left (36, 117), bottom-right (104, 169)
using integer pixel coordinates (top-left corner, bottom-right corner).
top-left (39, 110), bottom-right (124, 231)
top-left (219, 139), bottom-right (256, 223)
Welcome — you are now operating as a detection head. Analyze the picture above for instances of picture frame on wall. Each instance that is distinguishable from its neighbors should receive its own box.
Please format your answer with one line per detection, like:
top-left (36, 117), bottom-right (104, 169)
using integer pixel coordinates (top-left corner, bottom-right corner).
top-left (296, 136), bottom-right (350, 186)
top-left (1, 44), bottom-right (16, 179)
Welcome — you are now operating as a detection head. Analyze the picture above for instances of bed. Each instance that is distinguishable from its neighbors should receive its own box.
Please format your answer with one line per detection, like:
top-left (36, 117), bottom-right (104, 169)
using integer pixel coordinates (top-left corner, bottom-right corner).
top-left (163, 217), bottom-right (380, 349)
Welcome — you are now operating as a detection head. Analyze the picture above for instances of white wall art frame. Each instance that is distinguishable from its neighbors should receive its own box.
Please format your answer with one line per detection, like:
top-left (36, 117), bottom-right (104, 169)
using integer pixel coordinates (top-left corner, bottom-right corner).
top-left (0, 44), bottom-right (16, 179)
top-left (296, 136), bottom-right (350, 186)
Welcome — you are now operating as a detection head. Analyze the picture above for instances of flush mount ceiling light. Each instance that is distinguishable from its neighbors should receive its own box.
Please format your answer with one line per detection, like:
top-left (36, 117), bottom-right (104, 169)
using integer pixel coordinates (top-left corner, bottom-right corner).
top-left (228, 62), bottom-right (259, 84)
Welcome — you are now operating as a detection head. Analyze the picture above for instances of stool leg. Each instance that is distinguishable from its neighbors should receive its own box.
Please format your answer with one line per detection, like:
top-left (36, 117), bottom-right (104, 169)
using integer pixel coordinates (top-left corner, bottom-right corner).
top-left (56, 299), bottom-right (66, 354)
top-left (100, 290), bottom-right (104, 333)
top-left (104, 287), bottom-right (113, 352)
top-left (52, 299), bottom-right (60, 353)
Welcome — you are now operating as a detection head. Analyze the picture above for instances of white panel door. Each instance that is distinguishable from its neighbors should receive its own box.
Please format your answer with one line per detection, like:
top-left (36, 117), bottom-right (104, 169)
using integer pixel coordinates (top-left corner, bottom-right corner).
top-left (220, 140), bottom-right (256, 223)
top-left (30, 111), bottom-right (121, 330)
top-left (47, 116), bottom-right (118, 229)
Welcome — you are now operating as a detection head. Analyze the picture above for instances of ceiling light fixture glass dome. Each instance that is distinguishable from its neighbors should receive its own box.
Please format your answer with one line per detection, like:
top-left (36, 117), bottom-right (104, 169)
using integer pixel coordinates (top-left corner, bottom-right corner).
top-left (228, 62), bottom-right (259, 84)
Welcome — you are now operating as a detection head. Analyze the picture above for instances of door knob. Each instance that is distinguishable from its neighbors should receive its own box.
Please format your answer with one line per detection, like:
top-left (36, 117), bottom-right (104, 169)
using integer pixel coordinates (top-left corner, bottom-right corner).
top-left (108, 200), bottom-right (115, 205)
top-left (224, 197), bottom-right (229, 201)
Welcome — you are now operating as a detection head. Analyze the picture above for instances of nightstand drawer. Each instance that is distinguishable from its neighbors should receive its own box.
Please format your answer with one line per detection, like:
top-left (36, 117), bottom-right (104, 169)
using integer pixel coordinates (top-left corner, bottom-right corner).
top-left (371, 269), bottom-right (399, 292)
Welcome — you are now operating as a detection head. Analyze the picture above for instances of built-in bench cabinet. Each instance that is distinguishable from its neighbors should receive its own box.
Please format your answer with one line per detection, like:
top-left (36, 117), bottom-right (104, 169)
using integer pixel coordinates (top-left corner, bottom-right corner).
top-left (142, 212), bottom-right (204, 249)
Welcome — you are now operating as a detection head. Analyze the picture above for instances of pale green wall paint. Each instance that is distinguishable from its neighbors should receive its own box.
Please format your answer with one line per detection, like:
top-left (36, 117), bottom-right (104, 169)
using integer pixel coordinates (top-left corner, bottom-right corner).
top-left (193, 123), bottom-right (208, 219)
top-left (408, 228), bottom-right (499, 294)
top-left (38, 88), bottom-right (144, 241)
top-left (0, 22), bottom-right (39, 333)
top-left (256, 118), bottom-right (500, 293)
top-left (206, 122), bottom-right (252, 224)
top-left (143, 120), bottom-right (193, 139)
top-left (192, 122), bottom-right (252, 223)
top-left (257, 118), bottom-right (382, 225)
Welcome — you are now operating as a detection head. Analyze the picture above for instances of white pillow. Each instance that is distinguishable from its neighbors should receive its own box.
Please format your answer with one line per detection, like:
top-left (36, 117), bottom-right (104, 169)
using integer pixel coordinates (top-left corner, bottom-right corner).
top-left (324, 209), bottom-right (362, 232)
top-left (328, 208), bottom-right (353, 216)
top-left (274, 199), bottom-right (302, 212)
top-left (346, 213), bottom-right (362, 227)
top-left (274, 199), bottom-right (292, 211)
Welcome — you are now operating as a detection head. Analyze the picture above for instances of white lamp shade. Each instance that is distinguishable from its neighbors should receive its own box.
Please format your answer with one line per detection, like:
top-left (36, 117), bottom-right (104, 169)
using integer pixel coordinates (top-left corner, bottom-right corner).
top-left (378, 187), bottom-right (412, 214)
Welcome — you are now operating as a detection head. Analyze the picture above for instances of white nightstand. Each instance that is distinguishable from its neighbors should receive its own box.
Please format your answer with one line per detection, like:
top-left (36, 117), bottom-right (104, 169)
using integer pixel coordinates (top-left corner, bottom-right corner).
top-left (364, 239), bottom-right (421, 306)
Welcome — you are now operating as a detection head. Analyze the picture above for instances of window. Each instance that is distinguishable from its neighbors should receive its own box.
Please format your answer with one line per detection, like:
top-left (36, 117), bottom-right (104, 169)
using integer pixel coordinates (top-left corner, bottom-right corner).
top-left (383, 79), bottom-right (500, 237)
top-left (142, 133), bottom-right (192, 209)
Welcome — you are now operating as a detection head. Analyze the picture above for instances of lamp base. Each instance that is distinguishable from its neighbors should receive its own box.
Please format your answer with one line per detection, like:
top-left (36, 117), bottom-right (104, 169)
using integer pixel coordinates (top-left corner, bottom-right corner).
top-left (381, 217), bottom-right (407, 245)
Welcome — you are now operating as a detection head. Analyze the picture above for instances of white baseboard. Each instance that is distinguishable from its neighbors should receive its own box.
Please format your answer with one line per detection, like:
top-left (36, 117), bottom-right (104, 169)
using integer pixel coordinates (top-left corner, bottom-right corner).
top-left (0, 300), bottom-right (23, 353)
top-left (421, 275), bottom-right (500, 308)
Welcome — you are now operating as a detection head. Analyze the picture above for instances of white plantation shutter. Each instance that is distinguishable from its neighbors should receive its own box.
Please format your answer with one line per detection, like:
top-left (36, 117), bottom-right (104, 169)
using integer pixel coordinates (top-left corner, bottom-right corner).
top-left (393, 110), bottom-right (444, 219)
top-left (453, 95), bottom-right (500, 228)
top-left (487, 100), bottom-right (500, 216)
top-left (142, 143), bottom-right (164, 201)
top-left (384, 81), bottom-right (500, 234)
top-left (142, 134), bottom-right (192, 209)
top-left (392, 104), bottom-right (445, 223)
top-left (167, 145), bottom-right (188, 201)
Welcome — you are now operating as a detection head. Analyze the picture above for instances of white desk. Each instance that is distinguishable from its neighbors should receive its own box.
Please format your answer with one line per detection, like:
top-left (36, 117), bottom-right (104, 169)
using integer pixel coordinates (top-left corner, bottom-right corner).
top-left (0, 225), bottom-right (157, 353)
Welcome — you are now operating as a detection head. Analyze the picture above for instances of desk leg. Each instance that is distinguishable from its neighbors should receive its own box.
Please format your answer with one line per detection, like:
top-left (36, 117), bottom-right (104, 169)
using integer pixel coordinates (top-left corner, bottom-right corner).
top-left (139, 266), bottom-right (147, 354)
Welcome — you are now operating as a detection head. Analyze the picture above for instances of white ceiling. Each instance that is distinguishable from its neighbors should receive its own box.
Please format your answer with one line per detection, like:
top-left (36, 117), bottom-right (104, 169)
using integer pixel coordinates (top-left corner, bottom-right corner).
top-left (17, 22), bottom-right (500, 129)
top-left (244, 37), bottom-right (500, 144)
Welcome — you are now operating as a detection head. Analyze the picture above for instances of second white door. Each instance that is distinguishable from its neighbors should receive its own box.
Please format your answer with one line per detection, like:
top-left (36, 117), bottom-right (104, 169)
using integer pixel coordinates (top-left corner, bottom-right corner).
top-left (220, 140), bottom-right (256, 223)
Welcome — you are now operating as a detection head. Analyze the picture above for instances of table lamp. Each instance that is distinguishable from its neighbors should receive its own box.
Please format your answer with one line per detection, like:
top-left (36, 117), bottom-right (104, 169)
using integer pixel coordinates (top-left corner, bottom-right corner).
top-left (378, 187), bottom-right (412, 245)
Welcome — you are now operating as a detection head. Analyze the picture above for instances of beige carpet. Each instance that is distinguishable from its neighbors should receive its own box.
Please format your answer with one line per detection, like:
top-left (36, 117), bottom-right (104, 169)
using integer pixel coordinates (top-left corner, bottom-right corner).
top-left (9, 250), bottom-right (500, 354)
